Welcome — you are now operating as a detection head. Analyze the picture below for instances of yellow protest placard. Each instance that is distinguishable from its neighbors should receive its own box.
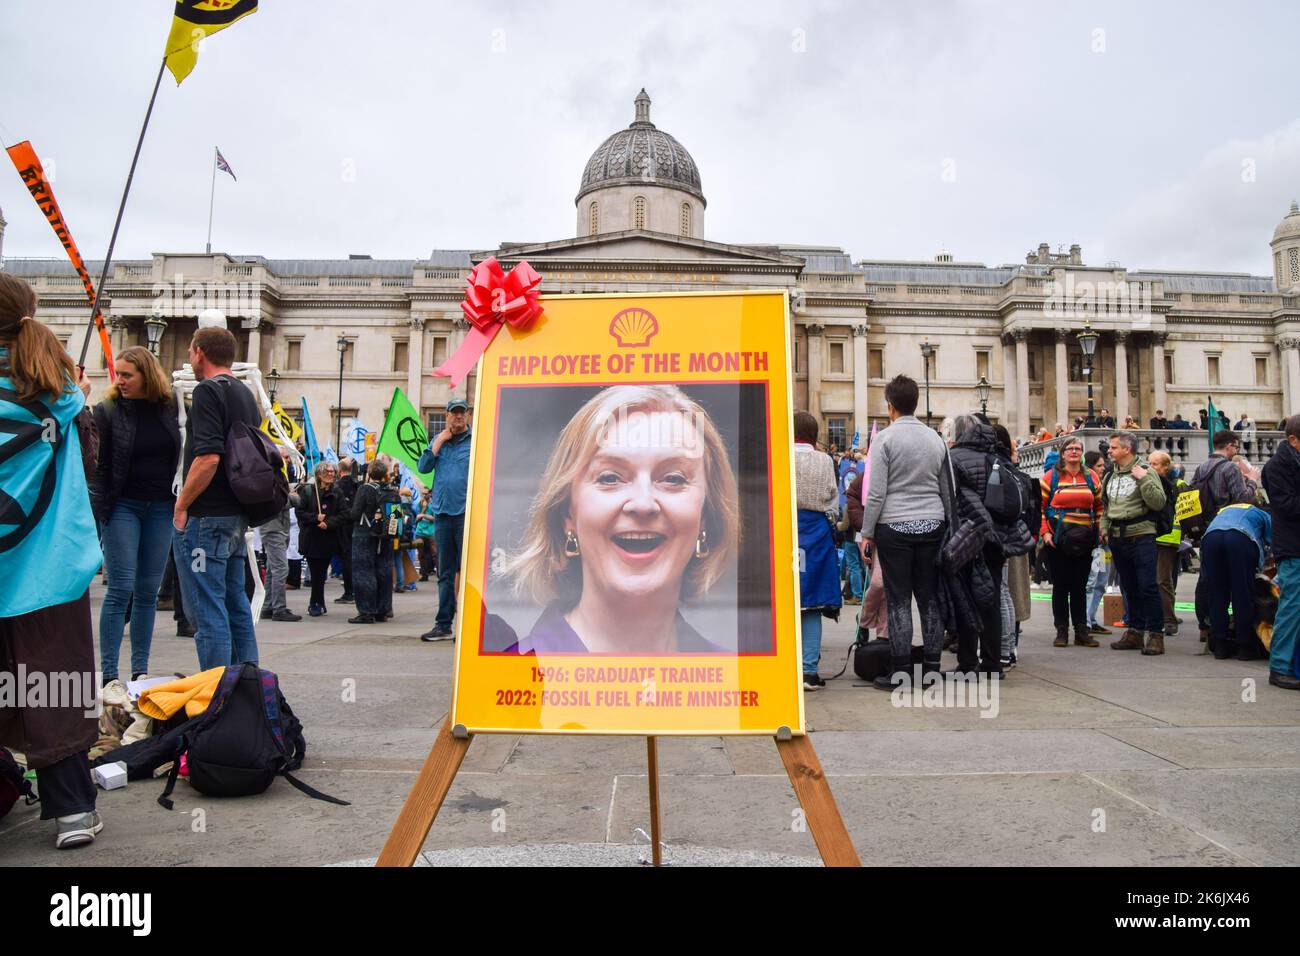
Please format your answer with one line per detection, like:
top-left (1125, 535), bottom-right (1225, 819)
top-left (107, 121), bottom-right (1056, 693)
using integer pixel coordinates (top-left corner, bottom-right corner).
top-left (1176, 488), bottom-right (1202, 524)
top-left (450, 290), bottom-right (803, 735)
top-left (261, 400), bottom-right (303, 445)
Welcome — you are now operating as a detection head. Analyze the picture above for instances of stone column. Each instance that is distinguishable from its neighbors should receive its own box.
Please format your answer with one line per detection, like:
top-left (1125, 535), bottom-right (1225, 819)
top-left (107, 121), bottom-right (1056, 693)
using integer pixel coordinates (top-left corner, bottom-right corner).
top-left (1002, 333), bottom-right (1018, 437)
top-left (407, 315), bottom-right (425, 407)
top-left (1281, 337), bottom-right (1300, 416)
top-left (851, 324), bottom-right (869, 437)
top-left (1054, 328), bottom-right (1070, 427)
top-left (246, 326), bottom-right (262, 368)
top-left (1113, 329), bottom-right (1130, 425)
top-left (1151, 331), bottom-right (1167, 421)
top-left (805, 322), bottom-right (825, 424)
top-left (1013, 328), bottom-right (1031, 437)
top-left (450, 316), bottom-right (471, 403)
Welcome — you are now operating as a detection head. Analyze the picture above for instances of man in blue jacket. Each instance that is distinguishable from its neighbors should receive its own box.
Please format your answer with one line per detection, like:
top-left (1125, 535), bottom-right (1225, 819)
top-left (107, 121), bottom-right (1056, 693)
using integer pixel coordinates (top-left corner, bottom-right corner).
top-left (418, 398), bottom-right (471, 642)
top-left (1261, 415), bottom-right (1300, 689)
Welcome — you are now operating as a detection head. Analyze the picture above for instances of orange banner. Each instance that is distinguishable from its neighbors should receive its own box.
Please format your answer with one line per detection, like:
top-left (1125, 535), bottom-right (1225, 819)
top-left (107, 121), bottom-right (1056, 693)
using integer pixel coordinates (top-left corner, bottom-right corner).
top-left (6, 140), bottom-right (115, 380)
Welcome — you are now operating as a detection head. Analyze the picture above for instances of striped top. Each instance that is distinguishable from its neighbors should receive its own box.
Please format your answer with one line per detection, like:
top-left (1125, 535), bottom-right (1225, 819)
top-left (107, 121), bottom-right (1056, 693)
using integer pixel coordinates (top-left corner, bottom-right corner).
top-left (1040, 466), bottom-right (1103, 536)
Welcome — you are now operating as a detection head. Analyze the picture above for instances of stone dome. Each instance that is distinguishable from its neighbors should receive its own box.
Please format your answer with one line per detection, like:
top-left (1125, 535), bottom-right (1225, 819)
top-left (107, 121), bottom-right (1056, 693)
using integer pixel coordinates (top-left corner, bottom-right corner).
top-left (576, 90), bottom-right (705, 205)
top-left (1274, 200), bottom-right (1300, 242)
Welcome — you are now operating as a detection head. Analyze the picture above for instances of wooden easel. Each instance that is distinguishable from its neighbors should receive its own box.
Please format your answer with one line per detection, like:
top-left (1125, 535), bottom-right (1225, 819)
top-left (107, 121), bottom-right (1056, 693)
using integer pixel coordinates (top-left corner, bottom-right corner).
top-left (377, 718), bottom-right (860, 868)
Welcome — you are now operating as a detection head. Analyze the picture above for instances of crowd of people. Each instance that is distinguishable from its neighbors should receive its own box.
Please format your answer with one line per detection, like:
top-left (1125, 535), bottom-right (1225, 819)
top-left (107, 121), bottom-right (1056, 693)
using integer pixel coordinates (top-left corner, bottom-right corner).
top-left (5, 257), bottom-right (1300, 851)
top-left (0, 273), bottom-right (470, 849)
top-left (799, 373), bottom-right (1300, 697)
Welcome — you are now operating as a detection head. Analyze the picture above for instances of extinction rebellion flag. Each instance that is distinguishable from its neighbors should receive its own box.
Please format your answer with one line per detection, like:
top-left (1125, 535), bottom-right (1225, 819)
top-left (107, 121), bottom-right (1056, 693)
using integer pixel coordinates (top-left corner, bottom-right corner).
top-left (377, 387), bottom-right (435, 486)
top-left (164, 0), bottom-right (260, 85)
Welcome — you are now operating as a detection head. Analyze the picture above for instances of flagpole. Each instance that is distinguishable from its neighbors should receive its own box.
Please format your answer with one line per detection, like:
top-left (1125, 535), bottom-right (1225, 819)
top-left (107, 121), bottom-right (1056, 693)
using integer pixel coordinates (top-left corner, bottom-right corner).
top-left (206, 146), bottom-right (217, 254)
top-left (78, 57), bottom-right (168, 372)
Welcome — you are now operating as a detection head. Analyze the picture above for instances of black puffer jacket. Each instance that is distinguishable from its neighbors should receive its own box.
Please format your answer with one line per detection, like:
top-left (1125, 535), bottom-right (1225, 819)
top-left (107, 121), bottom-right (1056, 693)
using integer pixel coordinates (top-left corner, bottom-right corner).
top-left (89, 396), bottom-right (182, 524)
top-left (949, 423), bottom-right (1000, 543)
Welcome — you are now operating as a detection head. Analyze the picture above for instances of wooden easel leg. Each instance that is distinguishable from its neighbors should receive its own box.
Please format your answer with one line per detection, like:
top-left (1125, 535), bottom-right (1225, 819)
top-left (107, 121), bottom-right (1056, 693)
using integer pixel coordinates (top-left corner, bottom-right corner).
top-left (775, 734), bottom-right (861, 867)
top-left (646, 736), bottom-right (663, 867)
top-left (376, 716), bottom-right (473, 867)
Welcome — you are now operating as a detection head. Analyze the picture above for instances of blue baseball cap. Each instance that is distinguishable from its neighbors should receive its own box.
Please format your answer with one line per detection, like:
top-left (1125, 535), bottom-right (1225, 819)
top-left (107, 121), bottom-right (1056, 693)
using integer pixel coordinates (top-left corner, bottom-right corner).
top-left (446, 398), bottom-right (469, 413)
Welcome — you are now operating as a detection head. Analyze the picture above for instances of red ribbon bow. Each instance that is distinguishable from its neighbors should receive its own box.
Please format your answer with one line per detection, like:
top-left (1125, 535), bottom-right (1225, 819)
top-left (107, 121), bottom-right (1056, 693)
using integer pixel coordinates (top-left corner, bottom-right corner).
top-left (433, 257), bottom-right (544, 388)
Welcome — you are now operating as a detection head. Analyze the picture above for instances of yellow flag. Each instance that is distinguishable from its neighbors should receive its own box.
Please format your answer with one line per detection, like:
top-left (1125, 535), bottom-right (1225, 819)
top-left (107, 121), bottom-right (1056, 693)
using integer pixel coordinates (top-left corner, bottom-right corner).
top-left (261, 401), bottom-right (303, 445)
top-left (164, 0), bottom-right (259, 85)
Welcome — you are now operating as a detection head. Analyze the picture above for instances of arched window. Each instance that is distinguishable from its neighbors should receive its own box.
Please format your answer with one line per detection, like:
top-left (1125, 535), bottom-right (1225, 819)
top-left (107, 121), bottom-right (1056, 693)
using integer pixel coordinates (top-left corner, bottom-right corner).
top-left (633, 195), bottom-right (647, 230)
top-left (589, 201), bottom-right (599, 235)
top-left (680, 202), bottom-right (691, 237)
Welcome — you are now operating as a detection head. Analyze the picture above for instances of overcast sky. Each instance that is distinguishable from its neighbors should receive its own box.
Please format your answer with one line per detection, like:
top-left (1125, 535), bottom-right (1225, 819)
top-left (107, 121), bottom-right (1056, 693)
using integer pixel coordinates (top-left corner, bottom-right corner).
top-left (1, 0), bottom-right (1297, 275)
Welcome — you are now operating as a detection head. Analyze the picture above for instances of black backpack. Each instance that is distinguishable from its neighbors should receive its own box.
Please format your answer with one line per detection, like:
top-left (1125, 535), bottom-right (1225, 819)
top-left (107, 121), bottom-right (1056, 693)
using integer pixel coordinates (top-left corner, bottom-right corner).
top-left (225, 420), bottom-right (290, 526)
top-left (0, 746), bottom-right (37, 822)
top-left (157, 663), bottom-right (348, 810)
top-left (983, 455), bottom-right (1025, 525)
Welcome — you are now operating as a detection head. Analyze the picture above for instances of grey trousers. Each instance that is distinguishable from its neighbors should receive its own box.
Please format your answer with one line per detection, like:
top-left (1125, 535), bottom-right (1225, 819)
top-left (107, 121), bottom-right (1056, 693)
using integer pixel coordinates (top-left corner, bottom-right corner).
top-left (262, 528), bottom-right (289, 613)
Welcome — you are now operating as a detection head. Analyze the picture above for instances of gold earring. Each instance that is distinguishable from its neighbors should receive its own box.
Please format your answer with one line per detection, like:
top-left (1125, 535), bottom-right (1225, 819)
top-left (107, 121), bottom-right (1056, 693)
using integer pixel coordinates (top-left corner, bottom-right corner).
top-left (564, 530), bottom-right (581, 558)
top-left (694, 530), bottom-right (709, 559)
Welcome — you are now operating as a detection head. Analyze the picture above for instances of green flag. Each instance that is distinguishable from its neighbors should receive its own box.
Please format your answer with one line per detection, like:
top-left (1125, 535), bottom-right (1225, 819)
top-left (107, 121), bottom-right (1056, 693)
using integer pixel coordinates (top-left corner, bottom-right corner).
top-left (1206, 395), bottom-right (1218, 457)
top-left (377, 387), bottom-right (434, 486)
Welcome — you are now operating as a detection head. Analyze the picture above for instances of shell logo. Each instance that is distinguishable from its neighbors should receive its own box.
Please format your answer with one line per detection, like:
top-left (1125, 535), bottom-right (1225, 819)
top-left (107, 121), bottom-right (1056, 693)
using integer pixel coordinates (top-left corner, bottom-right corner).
top-left (608, 307), bottom-right (659, 348)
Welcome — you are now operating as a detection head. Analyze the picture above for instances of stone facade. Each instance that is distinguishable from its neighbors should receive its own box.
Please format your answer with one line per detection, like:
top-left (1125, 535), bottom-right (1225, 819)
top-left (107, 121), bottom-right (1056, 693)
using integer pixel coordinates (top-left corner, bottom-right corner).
top-left (2, 93), bottom-right (1299, 449)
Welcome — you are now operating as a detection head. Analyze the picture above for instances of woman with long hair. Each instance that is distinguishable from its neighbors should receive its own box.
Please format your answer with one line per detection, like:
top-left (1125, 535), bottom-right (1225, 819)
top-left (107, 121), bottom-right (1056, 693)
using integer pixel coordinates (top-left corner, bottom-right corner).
top-left (495, 384), bottom-right (739, 654)
top-left (794, 410), bottom-right (841, 688)
top-left (295, 460), bottom-right (346, 616)
top-left (0, 272), bottom-right (104, 848)
top-left (90, 346), bottom-right (181, 688)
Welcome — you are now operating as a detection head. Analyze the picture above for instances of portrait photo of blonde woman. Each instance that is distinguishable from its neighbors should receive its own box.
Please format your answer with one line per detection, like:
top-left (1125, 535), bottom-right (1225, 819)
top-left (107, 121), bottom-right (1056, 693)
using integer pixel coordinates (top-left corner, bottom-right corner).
top-left (482, 383), bottom-right (774, 655)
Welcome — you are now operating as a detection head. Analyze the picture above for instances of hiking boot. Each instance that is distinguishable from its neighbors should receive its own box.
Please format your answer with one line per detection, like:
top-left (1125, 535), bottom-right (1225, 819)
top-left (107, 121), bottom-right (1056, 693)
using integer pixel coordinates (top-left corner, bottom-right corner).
top-left (1142, 632), bottom-right (1165, 656)
top-left (1053, 624), bottom-right (1069, 648)
top-left (1074, 626), bottom-right (1099, 647)
top-left (1164, 622), bottom-right (1178, 636)
top-left (1269, 670), bottom-right (1300, 690)
top-left (1110, 629), bottom-right (1144, 650)
top-left (1088, 623), bottom-right (1112, 635)
top-left (55, 811), bottom-right (103, 850)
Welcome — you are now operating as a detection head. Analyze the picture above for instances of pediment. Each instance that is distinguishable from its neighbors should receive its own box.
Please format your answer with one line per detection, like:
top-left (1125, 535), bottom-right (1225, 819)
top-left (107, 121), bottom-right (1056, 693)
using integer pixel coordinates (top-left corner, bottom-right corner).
top-left (478, 230), bottom-right (804, 270)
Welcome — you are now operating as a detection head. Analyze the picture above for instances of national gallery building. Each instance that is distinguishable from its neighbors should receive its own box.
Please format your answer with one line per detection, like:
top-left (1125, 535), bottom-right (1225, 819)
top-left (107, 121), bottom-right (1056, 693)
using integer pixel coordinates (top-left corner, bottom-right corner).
top-left (4, 89), bottom-right (1300, 447)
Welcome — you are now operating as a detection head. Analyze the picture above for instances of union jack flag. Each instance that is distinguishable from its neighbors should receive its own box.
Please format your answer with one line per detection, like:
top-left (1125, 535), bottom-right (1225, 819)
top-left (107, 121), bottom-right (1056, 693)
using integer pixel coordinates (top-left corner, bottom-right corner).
top-left (215, 147), bottom-right (236, 181)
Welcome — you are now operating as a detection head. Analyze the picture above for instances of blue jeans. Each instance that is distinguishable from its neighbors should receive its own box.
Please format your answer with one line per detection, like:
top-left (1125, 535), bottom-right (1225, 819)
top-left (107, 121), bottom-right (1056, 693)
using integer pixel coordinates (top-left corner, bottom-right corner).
top-left (434, 513), bottom-right (465, 631)
top-left (843, 538), bottom-right (864, 599)
top-left (801, 609), bottom-right (822, 675)
top-left (173, 514), bottom-right (259, 671)
top-left (1109, 534), bottom-right (1162, 634)
top-left (1272, 557), bottom-right (1300, 677)
top-left (99, 498), bottom-right (173, 681)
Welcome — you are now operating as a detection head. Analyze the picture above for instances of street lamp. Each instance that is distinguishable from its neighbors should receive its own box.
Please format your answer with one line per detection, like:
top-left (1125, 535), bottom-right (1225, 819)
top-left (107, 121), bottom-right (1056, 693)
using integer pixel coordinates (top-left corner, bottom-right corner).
top-left (976, 375), bottom-right (991, 416)
top-left (144, 309), bottom-right (167, 357)
top-left (920, 339), bottom-right (935, 427)
top-left (266, 367), bottom-right (281, 404)
top-left (1078, 322), bottom-right (1099, 426)
top-left (335, 334), bottom-right (348, 451)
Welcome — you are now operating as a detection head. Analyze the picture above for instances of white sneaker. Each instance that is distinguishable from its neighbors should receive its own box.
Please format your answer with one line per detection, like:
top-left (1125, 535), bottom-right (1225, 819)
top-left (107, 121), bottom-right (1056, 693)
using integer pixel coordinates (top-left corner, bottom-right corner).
top-left (55, 810), bottom-right (103, 849)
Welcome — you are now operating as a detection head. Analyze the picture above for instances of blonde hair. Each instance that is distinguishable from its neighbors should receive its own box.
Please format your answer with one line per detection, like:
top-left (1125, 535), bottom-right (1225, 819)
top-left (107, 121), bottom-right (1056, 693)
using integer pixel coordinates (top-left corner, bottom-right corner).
top-left (0, 272), bottom-right (76, 403)
top-left (507, 384), bottom-right (740, 606)
top-left (1149, 450), bottom-right (1172, 468)
top-left (105, 346), bottom-right (172, 403)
